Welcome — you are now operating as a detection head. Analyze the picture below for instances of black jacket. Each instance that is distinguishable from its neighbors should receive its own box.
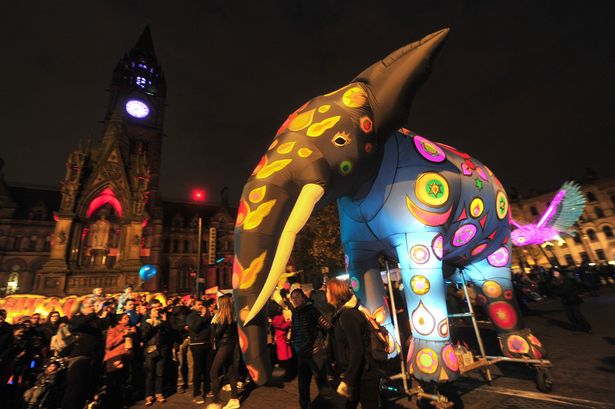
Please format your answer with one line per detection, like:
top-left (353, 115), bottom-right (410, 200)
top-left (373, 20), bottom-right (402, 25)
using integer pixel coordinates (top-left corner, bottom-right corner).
top-left (68, 312), bottom-right (110, 360)
top-left (290, 302), bottom-right (330, 357)
top-left (141, 318), bottom-right (173, 356)
top-left (330, 296), bottom-right (374, 387)
top-left (186, 310), bottom-right (213, 345)
top-left (212, 320), bottom-right (238, 348)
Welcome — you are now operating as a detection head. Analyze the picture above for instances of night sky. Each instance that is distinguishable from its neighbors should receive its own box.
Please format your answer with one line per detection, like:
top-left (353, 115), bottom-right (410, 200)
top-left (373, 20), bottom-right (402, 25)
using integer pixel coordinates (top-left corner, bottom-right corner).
top-left (1, 1), bottom-right (614, 205)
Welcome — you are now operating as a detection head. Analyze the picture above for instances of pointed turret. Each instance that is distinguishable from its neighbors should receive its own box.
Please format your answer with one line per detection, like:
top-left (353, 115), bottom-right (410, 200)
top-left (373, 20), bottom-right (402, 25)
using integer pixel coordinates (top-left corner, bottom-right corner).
top-left (131, 25), bottom-right (157, 60)
top-left (354, 28), bottom-right (450, 137)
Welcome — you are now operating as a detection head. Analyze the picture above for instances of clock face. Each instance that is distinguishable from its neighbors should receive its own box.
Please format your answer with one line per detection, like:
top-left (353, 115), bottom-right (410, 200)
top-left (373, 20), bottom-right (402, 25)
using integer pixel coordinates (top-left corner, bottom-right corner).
top-left (125, 100), bottom-right (150, 118)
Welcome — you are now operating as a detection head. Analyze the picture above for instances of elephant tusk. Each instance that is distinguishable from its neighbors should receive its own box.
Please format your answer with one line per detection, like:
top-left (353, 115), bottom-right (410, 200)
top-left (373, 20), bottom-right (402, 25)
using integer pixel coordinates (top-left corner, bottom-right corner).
top-left (243, 183), bottom-right (325, 325)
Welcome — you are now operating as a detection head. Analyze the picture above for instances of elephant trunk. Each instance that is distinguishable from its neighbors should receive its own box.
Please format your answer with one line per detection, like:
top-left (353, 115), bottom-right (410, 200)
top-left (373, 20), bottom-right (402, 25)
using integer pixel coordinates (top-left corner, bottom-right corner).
top-left (233, 152), bottom-right (328, 385)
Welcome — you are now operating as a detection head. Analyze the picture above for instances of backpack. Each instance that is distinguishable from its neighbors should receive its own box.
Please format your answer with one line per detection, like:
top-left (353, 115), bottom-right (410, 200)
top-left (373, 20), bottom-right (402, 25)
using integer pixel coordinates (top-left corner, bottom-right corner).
top-left (357, 305), bottom-right (394, 363)
top-left (50, 325), bottom-right (75, 355)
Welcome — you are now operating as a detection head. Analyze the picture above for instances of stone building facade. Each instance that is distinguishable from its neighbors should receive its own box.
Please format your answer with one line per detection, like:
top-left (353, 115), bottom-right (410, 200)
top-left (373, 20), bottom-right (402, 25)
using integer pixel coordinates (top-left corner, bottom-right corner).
top-left (0, 27), bottom-right (235, 296)
top-left (510, 174), bottom-right (615, 271)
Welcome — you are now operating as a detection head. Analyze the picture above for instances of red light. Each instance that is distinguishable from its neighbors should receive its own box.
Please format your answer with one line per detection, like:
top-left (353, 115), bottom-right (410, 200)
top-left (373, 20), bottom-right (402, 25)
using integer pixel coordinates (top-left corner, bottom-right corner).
top-left (192, 189), bottom-right (206, 202)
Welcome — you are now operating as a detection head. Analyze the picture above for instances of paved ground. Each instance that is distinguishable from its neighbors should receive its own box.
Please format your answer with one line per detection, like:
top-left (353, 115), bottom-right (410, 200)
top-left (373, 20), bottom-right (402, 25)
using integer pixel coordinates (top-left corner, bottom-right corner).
top-left (132, 288), bottom-right (615, 409)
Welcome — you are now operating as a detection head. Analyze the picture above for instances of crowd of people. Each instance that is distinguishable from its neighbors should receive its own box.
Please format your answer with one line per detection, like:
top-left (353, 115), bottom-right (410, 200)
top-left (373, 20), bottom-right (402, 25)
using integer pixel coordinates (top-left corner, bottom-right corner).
top-left (1, 264), bottom-right (613, 409)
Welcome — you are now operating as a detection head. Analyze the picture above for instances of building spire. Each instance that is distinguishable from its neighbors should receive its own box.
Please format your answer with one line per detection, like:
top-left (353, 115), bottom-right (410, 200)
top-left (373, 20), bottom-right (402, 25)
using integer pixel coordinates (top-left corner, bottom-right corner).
top-left (131, 25), bottom-right (157, 61)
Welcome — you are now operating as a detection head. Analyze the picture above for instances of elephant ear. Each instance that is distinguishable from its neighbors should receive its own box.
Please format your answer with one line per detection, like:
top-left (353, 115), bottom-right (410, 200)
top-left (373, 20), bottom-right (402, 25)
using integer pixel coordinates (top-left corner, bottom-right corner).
top-left (354, 28), bottom-right (450, 138)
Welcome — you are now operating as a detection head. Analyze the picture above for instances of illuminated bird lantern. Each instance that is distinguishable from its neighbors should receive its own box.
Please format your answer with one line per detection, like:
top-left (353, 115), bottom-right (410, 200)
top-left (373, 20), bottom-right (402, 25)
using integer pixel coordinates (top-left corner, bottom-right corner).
top-left (511, 181), bottom-right (586, 246)
top-left (233, 28), bottom-right (546, 385)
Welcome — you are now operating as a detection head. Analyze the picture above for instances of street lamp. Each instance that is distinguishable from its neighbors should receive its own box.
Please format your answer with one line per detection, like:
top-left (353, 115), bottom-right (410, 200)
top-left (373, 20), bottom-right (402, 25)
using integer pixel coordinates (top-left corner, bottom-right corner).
top-left (192, 188), bottom-right (206, 298)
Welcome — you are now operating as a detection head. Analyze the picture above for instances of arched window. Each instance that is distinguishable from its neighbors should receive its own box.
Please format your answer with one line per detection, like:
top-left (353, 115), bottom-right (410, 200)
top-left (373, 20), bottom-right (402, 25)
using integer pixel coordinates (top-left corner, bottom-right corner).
top-left (530, 206), bottom-right (538, 216)
top-left (595, 207), bottom-right (605, 219)
top-left (603, 226), bottom-right (614, 238)
top-left (184, 240), bottom-right (190, 253)
top-left (587, 229), bottom-right (598, 242)
top-left (173, 240), bottom-right (179, 253)
top-left (573, 233), bottom-right (582, 244)
top-left (586, 191), bottom-right (597, 202)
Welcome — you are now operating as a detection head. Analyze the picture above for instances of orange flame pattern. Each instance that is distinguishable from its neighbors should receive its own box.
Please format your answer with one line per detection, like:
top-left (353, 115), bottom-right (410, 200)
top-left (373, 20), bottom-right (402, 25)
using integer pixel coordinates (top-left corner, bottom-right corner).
top-left (232, 251), bottom-right (267, 290)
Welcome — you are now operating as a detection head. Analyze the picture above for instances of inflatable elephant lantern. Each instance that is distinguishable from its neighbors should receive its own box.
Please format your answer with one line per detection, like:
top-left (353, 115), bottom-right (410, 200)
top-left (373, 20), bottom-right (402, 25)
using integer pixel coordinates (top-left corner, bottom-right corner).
top-left (232, 28), bottom-right (547, 385)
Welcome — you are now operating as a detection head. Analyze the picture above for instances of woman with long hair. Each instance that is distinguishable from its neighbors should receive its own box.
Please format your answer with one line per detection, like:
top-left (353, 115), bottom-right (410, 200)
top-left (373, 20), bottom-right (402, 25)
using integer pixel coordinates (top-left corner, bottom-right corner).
top-left (206, 294), bottom-right (240, 409)
top-left (326, 278), bottom-right (380, 409)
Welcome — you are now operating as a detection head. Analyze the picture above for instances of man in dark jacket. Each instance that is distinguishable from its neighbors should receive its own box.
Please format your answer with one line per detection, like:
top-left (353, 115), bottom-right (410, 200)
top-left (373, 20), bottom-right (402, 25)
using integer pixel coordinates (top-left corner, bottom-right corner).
top-left (551, 270), bottom-right (592, 333)
top-left (289, 288), bottom-right (331, 409)
top-left (169, 297), bottom-right (191, 393)
top-left (62, 297), bottom-right (111, 409)
top-left (186, 298), bottom-right (214, 403)
top-left (310, 276), bottom-right (335, 322)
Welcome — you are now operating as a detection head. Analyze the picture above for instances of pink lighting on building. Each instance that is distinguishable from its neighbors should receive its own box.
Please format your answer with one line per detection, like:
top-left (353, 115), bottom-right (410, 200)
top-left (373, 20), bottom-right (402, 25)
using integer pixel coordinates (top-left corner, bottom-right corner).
top-left (86, 188), bottom-right (123, 218)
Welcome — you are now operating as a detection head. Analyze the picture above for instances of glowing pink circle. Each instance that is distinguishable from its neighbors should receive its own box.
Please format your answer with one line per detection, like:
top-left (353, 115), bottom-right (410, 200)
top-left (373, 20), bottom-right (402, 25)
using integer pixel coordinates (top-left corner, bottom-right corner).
top-left (487, 246), bottom-right (510, 267)
top-left (432, 235), bottom-right (443, 259)
top-left (86, 188), bottom-right (123, 218)
top-left (442, 344), bottom-right (459, 372)
top-left (452, 224), bottom-right (477, 247)
top-left (413, 135), bottom-right (446, 163)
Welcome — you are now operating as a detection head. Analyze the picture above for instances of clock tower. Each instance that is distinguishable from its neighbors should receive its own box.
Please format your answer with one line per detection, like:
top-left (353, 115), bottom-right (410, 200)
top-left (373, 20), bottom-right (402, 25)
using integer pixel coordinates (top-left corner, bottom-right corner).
top-left (106, 25), bottom-right (166, 203)
top-left (37, 27), bottom-right (166, 295)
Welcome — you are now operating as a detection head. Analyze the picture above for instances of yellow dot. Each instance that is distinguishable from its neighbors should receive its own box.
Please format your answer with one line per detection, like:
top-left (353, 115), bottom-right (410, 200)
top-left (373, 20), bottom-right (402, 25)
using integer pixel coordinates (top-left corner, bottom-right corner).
top-left (318, 105), bottom-right (331, 113)
top-left (298, 148), bottom-right (313, 158)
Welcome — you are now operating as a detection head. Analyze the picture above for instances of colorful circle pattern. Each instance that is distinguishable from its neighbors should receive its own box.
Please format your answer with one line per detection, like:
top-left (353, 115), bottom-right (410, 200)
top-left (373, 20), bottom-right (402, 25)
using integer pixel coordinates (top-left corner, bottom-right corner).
top-left (414, 136), bottom-right (446, 163)
top-left (482, 280), bottom-right (502, 298)
top-left (416, 348), bottom-right (439, 374)
top-left (350, 276), bottom-right (360, 292)
top-left (410, 245), bottom-right (430, 264)
top-left (432, 235), bottom-right (443, 259)
top-left (415, 172), bottom-right (449, 207)
top-left (453, 224), bottom-right (477, 247)
top-left (487, 246), bottom-right (510, 267)
top-left (507, 335), bottom-right (530, 354)
top-left (488, 301), bottom-right (518, 330)
top-left (410, 275), bottom-right (431, 295)
top-left (442, 344), bottom-right (459, 372)
top-left (496, 191), bottom-right (508, 220)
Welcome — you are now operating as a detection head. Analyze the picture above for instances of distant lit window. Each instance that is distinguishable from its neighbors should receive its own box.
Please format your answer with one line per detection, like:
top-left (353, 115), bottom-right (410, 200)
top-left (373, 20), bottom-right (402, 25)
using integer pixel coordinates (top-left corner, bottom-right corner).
top-left (138, 63), bottom-right (148, 70)
top-left (595, 206), bottom-right (605, 219)
top-left (586, 191), bottom-right (597, 202)
top-left (564, 254), bottom-right (575, 266)
top-left (596, 249), bottom-right (606, 260)
top-left (136, 76), bottom-right (147, 88)
top-left (573, 233), bottom-right (582, 244)
top-left (587, 229), bottom-right (598, 242)
top-left (530, 206), bottom-right (538, 216)
top-left (603, 226), bottom-right (614, 238)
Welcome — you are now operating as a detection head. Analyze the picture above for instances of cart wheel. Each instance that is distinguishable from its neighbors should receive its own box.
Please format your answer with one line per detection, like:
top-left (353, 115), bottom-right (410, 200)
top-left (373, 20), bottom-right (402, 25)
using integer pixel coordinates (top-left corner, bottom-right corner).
top-left (536, 366), bottom-right (553, 393)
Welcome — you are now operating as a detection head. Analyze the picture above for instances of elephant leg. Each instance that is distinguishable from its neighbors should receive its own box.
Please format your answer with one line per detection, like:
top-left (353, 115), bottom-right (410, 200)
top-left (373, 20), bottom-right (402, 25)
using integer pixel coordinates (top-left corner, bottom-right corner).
top-left (395, 232), bottom-right (458, 383)
top-left (345, 244), bottom-right (397, 354)
top-left (464, 251), bottom-right (547, 359)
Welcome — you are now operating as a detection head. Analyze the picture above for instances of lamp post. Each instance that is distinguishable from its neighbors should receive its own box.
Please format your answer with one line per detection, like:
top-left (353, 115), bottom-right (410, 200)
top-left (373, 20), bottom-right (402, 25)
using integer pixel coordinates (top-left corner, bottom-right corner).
top-left (192, 188), bottom-right (206, 298)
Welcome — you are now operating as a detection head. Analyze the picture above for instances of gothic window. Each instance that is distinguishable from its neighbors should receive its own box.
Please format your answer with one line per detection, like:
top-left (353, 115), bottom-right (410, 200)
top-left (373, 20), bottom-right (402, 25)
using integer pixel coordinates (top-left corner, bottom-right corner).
top-left (579, 252), bottom-right (590, 264)
top-left (530, 206), bottom-right (538, 217)
top-left (603, 226), bottom-right (614, 238)
top-left (573, 233), bottom-right (582, 244)
top-left (172, 240), bottom-right (179, 253)
top-left (586, 191), bottom-right (597, 202)
top-left (596, 249), bottom-right (606, 260)
top-left (586, 229), bottom-right (598, 242)
top-left (595, 207), bottom-right (605, 219)
top-left (29, 236), bottom-right (38, 251)
top-left (138, 63), bottom-right (147, 70)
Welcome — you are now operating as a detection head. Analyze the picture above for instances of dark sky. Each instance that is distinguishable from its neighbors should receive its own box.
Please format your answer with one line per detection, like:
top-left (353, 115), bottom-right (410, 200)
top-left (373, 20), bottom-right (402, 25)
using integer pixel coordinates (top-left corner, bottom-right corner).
top-left (1, 0), bottom-right (614, 205)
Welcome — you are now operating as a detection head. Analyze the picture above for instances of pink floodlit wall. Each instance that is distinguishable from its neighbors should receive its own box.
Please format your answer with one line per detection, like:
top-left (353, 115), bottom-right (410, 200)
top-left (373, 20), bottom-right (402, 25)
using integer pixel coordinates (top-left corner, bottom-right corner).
top-left (86, 188), bottom-right (123, 218)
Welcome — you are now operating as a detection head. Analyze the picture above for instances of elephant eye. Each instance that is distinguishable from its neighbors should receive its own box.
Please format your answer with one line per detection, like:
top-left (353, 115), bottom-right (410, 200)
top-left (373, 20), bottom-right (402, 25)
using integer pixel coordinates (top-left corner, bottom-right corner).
top-left (331, 131), bottom-right (351, 147)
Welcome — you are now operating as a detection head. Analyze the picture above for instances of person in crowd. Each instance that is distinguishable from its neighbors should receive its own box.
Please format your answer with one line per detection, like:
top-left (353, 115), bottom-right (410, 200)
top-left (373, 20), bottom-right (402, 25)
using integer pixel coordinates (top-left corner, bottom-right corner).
top-left (173, 296), bottom-right (193, 394)
top-left (326, 278), bottom-right (380, 409)
top-left (118, 284), bottom-right (135, 313)
top-left (187, 298), bottom-right (215, 403)
top-left (286, 288), bottom-right (331, 409)
top-left (310, 276), bottom-right (335, 322)
top-left (0, 323), bottom-right (29, 406)
top-left (0, 309), bottom-right (12, 352)
top-left (40, 311), bottom-right (62, 347)
top-left (551, 270), bottom-right (592, 333)
top-left (270, 302), bottom-right (294, 379)
top-left (207, 294), bottom-right (241, 409)
top-left (92, 287), bottom-right (105, 305)
top-left (104, 312), bottom-right (136, 408)
top-left (123, 298), bottom-right (141, 326)
top-left (141, 299), bottom-right (172, 406)
top-left (62, 297), bottom-right (111, 409)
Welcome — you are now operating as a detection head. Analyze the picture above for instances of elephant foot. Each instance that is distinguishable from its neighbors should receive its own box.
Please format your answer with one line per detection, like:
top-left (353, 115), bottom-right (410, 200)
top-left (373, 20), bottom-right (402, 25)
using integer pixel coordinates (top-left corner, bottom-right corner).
top-left (498, 328), bottom-right (546, 359)
top-left (407, 338), bottom-right (459, 383)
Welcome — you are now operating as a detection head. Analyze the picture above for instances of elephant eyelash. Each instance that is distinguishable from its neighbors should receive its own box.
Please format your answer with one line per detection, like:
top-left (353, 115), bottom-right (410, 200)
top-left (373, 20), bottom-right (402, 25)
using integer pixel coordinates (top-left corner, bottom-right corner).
top-left (331, 131), bottom-right (351, 147)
